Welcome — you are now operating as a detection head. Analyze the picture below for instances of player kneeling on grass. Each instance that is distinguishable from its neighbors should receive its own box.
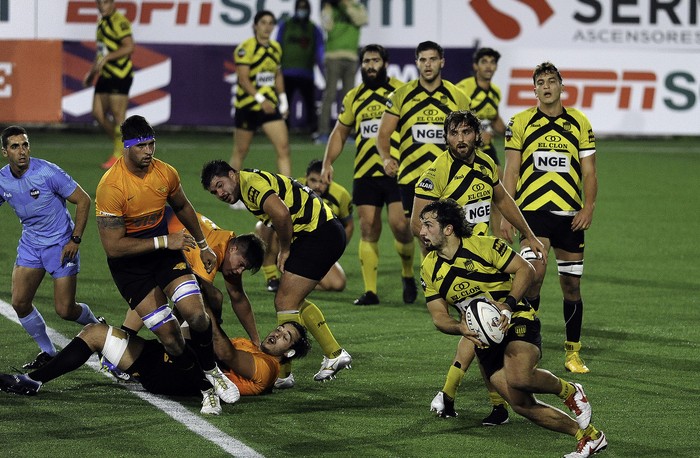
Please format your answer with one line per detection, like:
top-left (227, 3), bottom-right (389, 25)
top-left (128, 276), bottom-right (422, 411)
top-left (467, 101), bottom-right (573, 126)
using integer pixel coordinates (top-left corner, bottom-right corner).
top-left (419, 199), bottom-right (607, 458)
top-left (0, 320), bottom-right (311, 416)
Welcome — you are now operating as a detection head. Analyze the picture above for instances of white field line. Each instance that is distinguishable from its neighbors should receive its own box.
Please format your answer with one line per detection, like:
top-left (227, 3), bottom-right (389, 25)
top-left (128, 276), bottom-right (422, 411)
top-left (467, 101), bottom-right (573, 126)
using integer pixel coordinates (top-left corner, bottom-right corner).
top-left (0, 299), bottom-right (263, 458)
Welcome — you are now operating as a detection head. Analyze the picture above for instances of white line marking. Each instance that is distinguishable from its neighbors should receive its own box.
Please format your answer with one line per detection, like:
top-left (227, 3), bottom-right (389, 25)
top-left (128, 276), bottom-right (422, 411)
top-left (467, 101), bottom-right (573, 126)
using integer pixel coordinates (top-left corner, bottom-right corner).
top-left (0, 299), bottom-right (263, 458)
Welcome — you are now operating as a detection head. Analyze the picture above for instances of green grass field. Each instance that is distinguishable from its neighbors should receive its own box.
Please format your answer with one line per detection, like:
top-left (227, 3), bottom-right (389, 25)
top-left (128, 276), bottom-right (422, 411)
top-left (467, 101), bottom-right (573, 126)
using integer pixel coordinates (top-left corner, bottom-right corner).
top-left (1, 129), bottom-right (699, 457)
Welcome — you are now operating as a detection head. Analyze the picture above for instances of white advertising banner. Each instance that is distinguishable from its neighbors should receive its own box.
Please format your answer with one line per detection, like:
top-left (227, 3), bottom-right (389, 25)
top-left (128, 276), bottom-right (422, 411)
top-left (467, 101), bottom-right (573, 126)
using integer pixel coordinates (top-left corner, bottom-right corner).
top-left (1, 0), bottom-right (699, 134)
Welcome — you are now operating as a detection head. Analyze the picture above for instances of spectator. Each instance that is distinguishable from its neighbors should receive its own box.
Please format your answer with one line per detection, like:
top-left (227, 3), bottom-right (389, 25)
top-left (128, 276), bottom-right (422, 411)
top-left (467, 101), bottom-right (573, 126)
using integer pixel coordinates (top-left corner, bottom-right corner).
top-left (315, 0), bottom-right (368, 144)
top-left (276, 0), bottom-right (325, 135)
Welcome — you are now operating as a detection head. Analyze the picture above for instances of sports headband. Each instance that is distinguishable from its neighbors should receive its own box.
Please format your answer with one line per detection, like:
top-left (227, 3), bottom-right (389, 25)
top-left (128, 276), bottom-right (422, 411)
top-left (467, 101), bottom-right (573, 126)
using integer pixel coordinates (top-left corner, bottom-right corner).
top-left (123, 135), bottom-right (155, 148)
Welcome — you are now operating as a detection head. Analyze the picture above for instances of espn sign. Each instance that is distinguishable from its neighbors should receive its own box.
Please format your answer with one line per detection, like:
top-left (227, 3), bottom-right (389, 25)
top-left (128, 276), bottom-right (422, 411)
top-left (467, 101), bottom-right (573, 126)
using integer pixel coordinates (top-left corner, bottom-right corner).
top-left (507, 68), bottom-right (656, 110)
top-left (66, 0), bottom-right (213, 25)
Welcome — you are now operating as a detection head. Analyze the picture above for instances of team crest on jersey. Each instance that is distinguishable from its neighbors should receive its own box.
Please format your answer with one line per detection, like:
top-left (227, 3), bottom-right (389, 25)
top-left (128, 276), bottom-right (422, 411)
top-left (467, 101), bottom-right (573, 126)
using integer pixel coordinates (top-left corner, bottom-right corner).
top-left (158, 187), bottom-right (168, 194)
top-left (237, 48), bottom-right (247, 58)
top-left (173, 262), bottom-right (187, 270)
top-left (30, 189), bottom-right (40, 199)
top-left (417, 178), bottom-right (434, 191)
top-left (462, 259), bottom-right (474, 272)
top-left (247, 186), bottom-right (260, 203)
top-left (514, 325), bottom-right (527, 337)
top-left (563, 121), bottom-right (571, 131)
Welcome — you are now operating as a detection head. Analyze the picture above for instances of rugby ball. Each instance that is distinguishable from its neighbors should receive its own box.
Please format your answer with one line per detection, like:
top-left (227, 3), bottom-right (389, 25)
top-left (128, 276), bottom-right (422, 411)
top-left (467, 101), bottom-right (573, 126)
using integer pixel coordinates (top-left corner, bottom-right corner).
top-left (464, 298), bottom-right (505, 346)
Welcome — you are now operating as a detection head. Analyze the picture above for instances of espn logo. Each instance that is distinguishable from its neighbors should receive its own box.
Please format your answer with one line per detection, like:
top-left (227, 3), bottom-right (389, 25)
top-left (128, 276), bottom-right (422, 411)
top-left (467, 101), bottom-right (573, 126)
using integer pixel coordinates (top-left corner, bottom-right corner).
top-left (508, 69), bottom-right (656, 110)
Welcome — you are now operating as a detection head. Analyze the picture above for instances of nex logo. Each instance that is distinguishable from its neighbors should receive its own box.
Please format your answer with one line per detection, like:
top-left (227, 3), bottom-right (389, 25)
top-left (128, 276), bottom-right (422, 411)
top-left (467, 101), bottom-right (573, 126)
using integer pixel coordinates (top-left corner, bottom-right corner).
top-left (469, 0), bottom-right (554, 39)
top-left (508, 68), bottom-right (656, 110)
top-left (66, 0), bottom-right (212, 25)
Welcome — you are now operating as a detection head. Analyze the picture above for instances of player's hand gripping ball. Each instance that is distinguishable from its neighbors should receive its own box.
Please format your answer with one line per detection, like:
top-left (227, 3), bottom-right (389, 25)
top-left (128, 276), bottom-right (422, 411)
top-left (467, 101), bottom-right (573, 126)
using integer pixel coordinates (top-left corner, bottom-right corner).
top-left (464, 299), bottom-right (505, 346)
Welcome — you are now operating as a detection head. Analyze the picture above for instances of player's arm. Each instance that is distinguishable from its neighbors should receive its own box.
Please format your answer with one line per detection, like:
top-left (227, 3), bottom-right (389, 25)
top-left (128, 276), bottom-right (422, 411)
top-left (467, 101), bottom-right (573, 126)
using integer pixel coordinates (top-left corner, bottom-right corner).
top-left (275, 66), bottom-right (289, 118)
top-left (492, 183), bottom-right (546, 262)
top-left (207, 303), bottom-right (257, 380)
top-left (377, 112), bottom-right (400, 176)
top-left (492, 116), bottom-right (506, 136)
top-left (342, 216), bottom-right (354, 245)
top-left (491, 251), bottom-right (536, 329)
top-left (95, 35), bottom-right (134, 76)
top-left (262, 194), bottom-right (293, 273)
top-left (572, 154), bottom-right (597, 231)
top-left (321, 121), bottom-right (352, 183)
top-left (96, 215), bottom-right (193, 257)
top-left (61, 183), bottom-right (91, 263)
top-left (223, 273), bottom-right (261, 347)
top-left (426, 298), bottom-right (481, 346)
top-left (500, 148), bottom-right (522, 239)
top-left (168, 185), bottom-right (217, 272)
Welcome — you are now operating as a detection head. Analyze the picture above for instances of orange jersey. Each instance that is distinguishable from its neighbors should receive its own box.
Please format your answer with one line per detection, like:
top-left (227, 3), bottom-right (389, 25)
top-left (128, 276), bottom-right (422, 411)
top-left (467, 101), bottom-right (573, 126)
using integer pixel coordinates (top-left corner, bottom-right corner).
top-left (166, 210), bottom-right (235, 283)
top-left (95, 157), bottom-right (180, 237)
top-left (222, 338), bottom-right (280, 395)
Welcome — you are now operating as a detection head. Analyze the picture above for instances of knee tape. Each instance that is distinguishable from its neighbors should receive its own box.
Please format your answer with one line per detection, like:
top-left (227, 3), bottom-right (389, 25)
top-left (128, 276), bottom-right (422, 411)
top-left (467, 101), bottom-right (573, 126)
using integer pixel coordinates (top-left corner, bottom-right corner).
top-left (102, 326), bottom-right (130, 369)
top-left (557, 259), bottom-right (584, 277)
top-left (142, 304), bottom-right (176, 331)
top-left (520, 247), bottom-right (538, 261)
top-left (171, 280), bottom-right (201, 304)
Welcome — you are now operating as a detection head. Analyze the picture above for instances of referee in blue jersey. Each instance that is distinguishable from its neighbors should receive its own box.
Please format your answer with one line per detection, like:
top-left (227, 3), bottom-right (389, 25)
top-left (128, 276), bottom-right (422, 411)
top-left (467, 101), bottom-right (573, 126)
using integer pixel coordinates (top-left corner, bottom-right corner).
top-left (1, 126), bottom-right (99, 370)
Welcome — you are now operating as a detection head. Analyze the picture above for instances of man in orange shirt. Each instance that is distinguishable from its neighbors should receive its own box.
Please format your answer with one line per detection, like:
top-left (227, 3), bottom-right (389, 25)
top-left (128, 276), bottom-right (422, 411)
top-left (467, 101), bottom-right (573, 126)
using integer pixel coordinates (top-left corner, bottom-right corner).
top-left (95, 115), bottom-right (238, 413)
top-left (0, 320), bottom-right (311, 409)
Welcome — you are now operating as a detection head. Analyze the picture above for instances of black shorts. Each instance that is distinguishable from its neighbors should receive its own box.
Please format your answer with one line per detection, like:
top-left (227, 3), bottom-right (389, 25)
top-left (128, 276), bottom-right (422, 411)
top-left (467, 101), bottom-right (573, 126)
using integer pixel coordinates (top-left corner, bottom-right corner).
top-left (285, 219), bottom-right (346, 281)
top-left (398, 182), bottom-right (417, 217)
top-left (522, 211), bottom-right (585, 253)
top-left (107, 249), bottom-right (193, 309)
top-left (477, 315), bottom-right (542, 379)
top-left (95, 76), bottom-right (133, 95)
top-left (352, 176), bottom-right (402, 207)
top-left (234, 106), bottom-right (283, 131)
top-left (127, 340), bottom-right (202, 396)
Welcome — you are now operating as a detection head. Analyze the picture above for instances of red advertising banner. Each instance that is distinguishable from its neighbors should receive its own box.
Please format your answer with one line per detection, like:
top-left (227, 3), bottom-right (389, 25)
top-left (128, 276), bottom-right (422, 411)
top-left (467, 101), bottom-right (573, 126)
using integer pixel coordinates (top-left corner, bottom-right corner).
top-left (0, 40), bottom-right (63, 123)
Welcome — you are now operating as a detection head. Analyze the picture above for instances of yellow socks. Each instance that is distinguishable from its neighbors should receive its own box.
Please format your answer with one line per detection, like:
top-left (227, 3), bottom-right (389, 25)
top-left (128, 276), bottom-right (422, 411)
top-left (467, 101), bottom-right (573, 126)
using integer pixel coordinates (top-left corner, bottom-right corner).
top-left (441, 364), bottom-right (466, 400)
top-left (576, 424), bottom-right (601, 441)
top-left (395, 239), bottom-right (415, 278)
top-left (359, 240), bottom-right (379, 293)
top-left (300, 300), bottom-right (342, 358)
top-left (488, 390), bottom-right (508, 408)
top-left (558, 378), bottom-right (576, 400)
top-left (262, 264), bottom-right (279, 282)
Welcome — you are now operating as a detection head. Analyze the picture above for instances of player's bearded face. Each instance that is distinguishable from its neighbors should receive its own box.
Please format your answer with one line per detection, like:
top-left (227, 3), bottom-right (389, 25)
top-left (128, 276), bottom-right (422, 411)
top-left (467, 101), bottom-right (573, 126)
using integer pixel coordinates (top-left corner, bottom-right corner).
top-left (361, 66), bottom-right (387, 89)
top-left (447, 122), bottom-right (478, 163)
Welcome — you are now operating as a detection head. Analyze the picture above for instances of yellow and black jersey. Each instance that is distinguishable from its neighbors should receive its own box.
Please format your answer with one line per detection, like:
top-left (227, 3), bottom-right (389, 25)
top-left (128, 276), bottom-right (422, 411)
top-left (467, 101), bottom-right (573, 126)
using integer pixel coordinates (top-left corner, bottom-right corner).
top-left (96, 11), bottom-right (133, 80)
top-left (505, 107), bottom-right (596, 213)
top-left (298, 178), bottom-right (353, 225)
top-left (385, 79), bottom-right (471, 185)
top-left (415, 148), bottom-right (498, 236)
top-left (239, 169), bottom-right (335, 240)
top-left (234, 37), bottom-right (282, 110)
top-left (337, 77), bottom-right (404, 178)
top-left (420, 235), bottom-right (534, 318)
top-left (457, 76), bottom-right (501, 123)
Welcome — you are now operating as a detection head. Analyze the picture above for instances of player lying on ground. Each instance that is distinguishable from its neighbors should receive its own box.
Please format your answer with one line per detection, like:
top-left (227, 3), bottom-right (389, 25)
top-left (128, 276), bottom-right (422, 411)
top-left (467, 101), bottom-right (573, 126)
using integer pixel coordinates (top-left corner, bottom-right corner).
top-left (0, 319), bottom-right (310, 416)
